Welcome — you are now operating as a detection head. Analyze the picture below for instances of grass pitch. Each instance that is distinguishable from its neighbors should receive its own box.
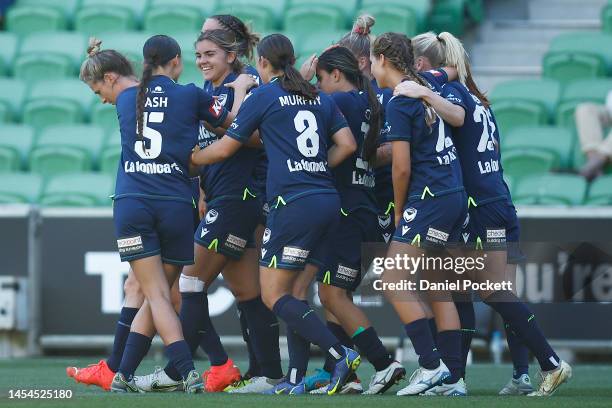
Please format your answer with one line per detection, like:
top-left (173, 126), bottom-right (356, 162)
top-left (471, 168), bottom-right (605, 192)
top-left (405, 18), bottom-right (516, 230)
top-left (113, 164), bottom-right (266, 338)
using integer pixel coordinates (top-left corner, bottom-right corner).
top-left (0, 358), bottom-right (611, 407)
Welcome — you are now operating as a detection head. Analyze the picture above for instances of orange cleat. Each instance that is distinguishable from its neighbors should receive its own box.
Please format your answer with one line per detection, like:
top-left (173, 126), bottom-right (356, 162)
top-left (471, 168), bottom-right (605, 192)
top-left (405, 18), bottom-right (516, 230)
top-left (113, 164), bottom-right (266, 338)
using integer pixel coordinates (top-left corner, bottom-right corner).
top-left (202, 359), bottom-right (241, 392)
top-left (69, 360), bottom-right (115, 391)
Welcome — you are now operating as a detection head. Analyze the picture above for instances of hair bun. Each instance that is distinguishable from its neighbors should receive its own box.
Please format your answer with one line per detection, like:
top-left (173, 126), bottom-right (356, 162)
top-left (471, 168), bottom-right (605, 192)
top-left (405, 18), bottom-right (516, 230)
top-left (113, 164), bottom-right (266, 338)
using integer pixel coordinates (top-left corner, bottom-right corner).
top-left (87, 37), bottom-right (102, 57)
top-left (353, 14), bottom-right (375, 35)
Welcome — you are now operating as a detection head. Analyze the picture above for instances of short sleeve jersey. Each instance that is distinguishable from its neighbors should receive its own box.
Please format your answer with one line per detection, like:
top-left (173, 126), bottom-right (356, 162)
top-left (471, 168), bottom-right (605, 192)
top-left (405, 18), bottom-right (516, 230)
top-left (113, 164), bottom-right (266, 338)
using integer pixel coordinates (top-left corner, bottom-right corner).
top-left (199, 71), bottom-right (259, 202)
top-left (114, 75), bottom-right (228, 203)
top-left (226, 77), bottom-right (348, 204)
top-left (372, 79), bottom-right (394, 212)
top-left (442, 81), bottom-right (510, 205)
top-left (330, 90), bottom-right (378, 213)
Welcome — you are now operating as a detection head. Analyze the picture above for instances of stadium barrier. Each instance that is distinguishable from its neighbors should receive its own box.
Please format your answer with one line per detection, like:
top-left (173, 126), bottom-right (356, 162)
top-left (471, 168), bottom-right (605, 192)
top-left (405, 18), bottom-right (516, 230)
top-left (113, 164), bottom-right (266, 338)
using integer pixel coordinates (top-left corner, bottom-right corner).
top-left (0, 205), bottom-right (611, 358)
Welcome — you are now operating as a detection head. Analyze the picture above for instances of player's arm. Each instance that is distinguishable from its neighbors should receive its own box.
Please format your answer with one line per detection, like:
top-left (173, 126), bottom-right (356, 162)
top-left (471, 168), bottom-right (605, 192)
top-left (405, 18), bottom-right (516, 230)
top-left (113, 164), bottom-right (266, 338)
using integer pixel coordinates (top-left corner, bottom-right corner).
top-left (394, 81), bottom-right (465, 127)
top-left (328, 127), bottom-right (357, 168)
top-left (220, 74), bottom-right (258, 128)
top-left (376, 142), bottom-right (392, 166)
top-left (391, 141), bottom-right (411, 227)
top-left (191, 135), bottom-right (243, 165)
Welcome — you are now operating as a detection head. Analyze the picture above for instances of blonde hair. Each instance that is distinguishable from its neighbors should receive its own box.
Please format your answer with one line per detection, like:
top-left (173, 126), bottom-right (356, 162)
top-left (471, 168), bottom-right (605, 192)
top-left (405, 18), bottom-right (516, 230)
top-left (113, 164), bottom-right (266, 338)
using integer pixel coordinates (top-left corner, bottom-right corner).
top-left (79, 37), bottom-right (134, 83)
top-left (338, 14), bottom-right (376, 58)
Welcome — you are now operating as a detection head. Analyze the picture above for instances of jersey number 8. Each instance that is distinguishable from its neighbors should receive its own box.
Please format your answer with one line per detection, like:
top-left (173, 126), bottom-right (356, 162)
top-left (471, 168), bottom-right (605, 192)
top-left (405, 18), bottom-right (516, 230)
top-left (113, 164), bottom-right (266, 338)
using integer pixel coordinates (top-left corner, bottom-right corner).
top-left (294, 110), bottom-right (320, 158)
top-left (135, 112), bottom-right (164, 159)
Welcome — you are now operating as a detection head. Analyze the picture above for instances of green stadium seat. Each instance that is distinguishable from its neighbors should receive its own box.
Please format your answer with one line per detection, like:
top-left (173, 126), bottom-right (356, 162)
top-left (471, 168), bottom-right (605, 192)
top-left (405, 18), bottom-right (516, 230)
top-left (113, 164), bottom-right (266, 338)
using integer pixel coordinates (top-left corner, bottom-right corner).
top-left (547, 32), bottom-right (612, 74)
top-left (502, 149), bottom-right (558, 181)
top-left (80, 0), bottom-right (149, 24)
top-left (91, 103), bottom-right (119, 134)
top-left (490, 79), bottom-right (561, 133)
top-left (0, 33), bottom-right (18, 75)
top-left (543, 52), bottom-right (606, 83)
top-left (294, 30), bottom-right (345, 58)
top-left (361, 0), bottom-right (431, 31)
top-left (100, 130), bottom-right (121, 175)
top-left (74, 6), bottom-right (137, 36)
top-left (555, 79), bottom-right (612, 128)
top-left (284, 6), bottom-right (344, 35)
top-left (214, 5), bottom-right (276, 32)
top-left (0, 173), bottom-right (43, 204)
top-left (40, 173), bottom-right (114, 206)
top-left (0, 105), bottom-right (8, 124)
top-left (0, 79), bottom-right (27, 122)
top-left (585, 175), bottom-right (612, 205)
top-left (466, 0), bottom-right (484, 23)
top-left (0, 147), bottom-right (19, 172)
top-left (503, 126), bottom-right (574, 169)
top-left (16, 0), bottom-right (80, 21)
top-left (513, 174), bottom-right (587, 206)
top-left (151, 0), bottom-right (216, 15)
top-left (0, 125), bottom-right (35, 171)
top-left (144, 6), bottom-right (203, 34)
top-left (603, 5), bottom-right (612, 34)
top-left (23, 80), bottom-right (94, 132)
top-left (180, 62), bottom-right (204, 86)
top-left (6, 6), bottom-right (67, 36)
top-left (101, 32), bottom-right (150, 74)
top-left (357, 6), bottom-right (417, 36)
top-left (217, 0), bottom-right (287, 28)
top-left (428, 0), bottom-right (466, 36)
top-left (289, 0), bottom-right (358, 26)
top-left (13, 54), bottom-right (76, 82)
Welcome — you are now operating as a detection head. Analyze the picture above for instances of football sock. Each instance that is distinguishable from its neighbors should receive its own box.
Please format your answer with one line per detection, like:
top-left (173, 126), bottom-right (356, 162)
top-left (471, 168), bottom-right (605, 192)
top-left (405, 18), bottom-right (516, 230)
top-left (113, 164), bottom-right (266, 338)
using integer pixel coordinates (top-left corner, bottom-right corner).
top-left (485, 291), bottom-right (560, 371)
top-left (404, 318), bottom-right (441, 370)
top-left (453, 298), bottom-right (475, 378)
top-left (165, 340), bottom-right (195, 379)
top-left (106, 306), bottom-right (138, 372)
top-left (504, 320), bottom-right (530, 379)
top-left (197, 292), bottom-right (228, 366)
top-left (352, 326), bottom-right (393, 371)
top-left (437, 330), bottom-right (463, 384)
top-left (286, 326), bottom-right (309, 384)
top-left (428, 318), bottom-right (438, 345)
top-left (237, 301), bottom-right (261, 377)
top-left (118, 332), bottom-right (152, 381)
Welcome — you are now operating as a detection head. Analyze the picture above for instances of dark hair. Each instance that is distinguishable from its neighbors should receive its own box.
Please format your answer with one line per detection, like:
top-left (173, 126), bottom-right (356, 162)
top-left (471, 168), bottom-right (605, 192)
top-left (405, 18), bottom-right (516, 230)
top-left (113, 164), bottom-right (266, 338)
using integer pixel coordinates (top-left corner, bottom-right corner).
top-left (318, 46), bottom-right (381, 162)
top-left (80, 37), bottom-right (134, 83)
top-left (257, 34), bottom-right (318, 100)
top-left (196, 29), bottom-right (244, 74)
top-left (372, 32), bottom-right (436, 127)
top-left (136, 35), bottom-right (181, 152)
top-left (209, 14), bottom-right (260, 60)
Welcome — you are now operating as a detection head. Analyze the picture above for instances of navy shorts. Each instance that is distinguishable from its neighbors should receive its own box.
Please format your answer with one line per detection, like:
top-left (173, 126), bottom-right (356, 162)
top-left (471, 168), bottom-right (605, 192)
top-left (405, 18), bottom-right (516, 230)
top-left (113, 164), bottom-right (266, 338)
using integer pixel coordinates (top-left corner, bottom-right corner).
top-left (393, 191), bottom-right (468, 248)
top-left (194, 197), bottom-right (260, 260)
top-left (317, 208), bottom-right (378, 291)
top-left (462, 199), bottom-right (525, 263)
top-left (259, 196), bottom-right (270, 227)
top-left (377, 211), bottom-right (395, 244)
top-left (260, 193), bottom-right (340, 270)
top-left (113, 197), bottom-right (194, 265)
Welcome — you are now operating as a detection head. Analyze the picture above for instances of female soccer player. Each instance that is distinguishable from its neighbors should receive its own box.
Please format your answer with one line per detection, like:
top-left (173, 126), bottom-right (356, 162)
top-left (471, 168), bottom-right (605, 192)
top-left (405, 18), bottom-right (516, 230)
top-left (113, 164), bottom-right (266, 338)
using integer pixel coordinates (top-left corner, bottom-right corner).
top-left (135, 29), bottom-right (282, 394)
top-left (396, 31), bottom-right (572, 397)
top-left (370, 32), bottom-right (467, 396)
top-left (191, 33), bottom-right (361, 395)
top-left (78, 35), bottom-right (252, 393)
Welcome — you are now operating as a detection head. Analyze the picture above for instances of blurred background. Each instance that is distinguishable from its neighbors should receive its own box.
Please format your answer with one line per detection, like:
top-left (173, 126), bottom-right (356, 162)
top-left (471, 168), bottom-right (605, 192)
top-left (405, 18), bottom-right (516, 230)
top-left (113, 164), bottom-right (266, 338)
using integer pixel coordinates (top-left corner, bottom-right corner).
top-left (0, 0), bottom-right (611, 367)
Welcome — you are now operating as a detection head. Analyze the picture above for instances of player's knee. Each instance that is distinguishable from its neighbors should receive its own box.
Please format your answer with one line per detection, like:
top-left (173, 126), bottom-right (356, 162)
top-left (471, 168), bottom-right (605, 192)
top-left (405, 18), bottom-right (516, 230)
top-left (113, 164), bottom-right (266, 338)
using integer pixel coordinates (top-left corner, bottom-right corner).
top-left (123, 273), bottom-right (142, 301)
top-left (261, 290), bottom-right (280, 310)
top-left (317, 284), bottom-right (341, 310)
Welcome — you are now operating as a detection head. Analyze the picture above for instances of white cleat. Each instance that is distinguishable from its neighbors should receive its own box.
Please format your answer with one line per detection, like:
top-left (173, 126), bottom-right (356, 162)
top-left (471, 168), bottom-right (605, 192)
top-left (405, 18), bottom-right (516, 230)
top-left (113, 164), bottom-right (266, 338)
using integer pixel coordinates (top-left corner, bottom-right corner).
top-left (227, 376), bottom-right (281, 394)
top-left (134, 366), bottom-right (184, 392)
top-left (498, 374), bottom-right (533, 395)
top-left (363, 361), bottom-right (406, 395)
top-left (396, 361), bottom-right (450, 396)
top-left (527, 361), bottom-right (572, 397)
top-left (310, 379), bottom-right (363, 394)
top-left (422, 378), bottom-right (467, 396)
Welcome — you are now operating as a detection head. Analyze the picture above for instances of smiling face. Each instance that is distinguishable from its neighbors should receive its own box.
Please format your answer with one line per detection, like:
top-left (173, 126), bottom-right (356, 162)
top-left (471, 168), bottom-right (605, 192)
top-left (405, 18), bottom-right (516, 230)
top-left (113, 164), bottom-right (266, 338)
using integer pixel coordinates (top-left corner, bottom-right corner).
top-left (195, 39), bottom-right (234, 85)
top-left (370, 52), bottom-right (387, 89)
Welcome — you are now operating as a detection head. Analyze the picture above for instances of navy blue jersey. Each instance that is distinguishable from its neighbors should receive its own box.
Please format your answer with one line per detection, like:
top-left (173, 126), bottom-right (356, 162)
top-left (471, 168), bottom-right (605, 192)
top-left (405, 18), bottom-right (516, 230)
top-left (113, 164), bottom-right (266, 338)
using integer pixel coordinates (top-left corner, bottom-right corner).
top-left (115, 75), bottom-right (227, 203)
top-left (199, 71), bottom-right (259, 202)
top-left (330, 90), bottom-right (377, 213)
top-left (443, 81), bottom-right (510, 205)
top-left (226, 77), bottom-right (348, 204)
top-left (384, 91), bottom-right (463, 201)
top-left (372, 79), bottom-right (394, 213)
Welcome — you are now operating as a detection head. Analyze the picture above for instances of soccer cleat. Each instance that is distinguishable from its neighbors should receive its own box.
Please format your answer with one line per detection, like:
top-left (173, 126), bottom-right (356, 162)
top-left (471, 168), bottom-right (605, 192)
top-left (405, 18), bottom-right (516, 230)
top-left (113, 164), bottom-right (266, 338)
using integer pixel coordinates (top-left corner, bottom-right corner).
top-left (134, 366), bottom-right (184, 392)
top-left (326, 346), bottom-right (361, 395)
top-left (527, 360), bottom-right (572, 397)
top-left (223, 376), bottom-right (253, 392)
top-left (110, 372), bottom-right (142, 393)
top-left (363, 361), bottom-right (406, 395)
top-left (304, 368), bottom-right (331, 392)
top-left (396, 361), bottom-right (450, 396)
top-left (311, 376), bottom-right (363, 394)
top-left (202, 358), bottom-right (241, 392)
top-left (498, 374), bottom-right (533, 395)
top-left (263, 379), bottom-right (307, 395)
top-left (70, 360), bottom-right (115, 391)
top-left (226, 376), bottom-right (281, 394)
top-left (183, 370), bottom-right (204, 393)
top-left (422, 378), bottom-right (467, 396)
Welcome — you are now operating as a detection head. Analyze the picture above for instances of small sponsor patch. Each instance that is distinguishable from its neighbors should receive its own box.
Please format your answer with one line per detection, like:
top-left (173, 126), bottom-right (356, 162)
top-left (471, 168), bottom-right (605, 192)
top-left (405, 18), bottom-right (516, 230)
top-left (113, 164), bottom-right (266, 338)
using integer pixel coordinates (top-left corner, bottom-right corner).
top-left (281, 246), bottom-right (309, 264)
top-left (200, 228), bottom-right (209, 238)
top-left (486, 228), bottom-right (506, 243)
top-left (336, 265), bottom-right (358, 282)
top-left (117, 236), bottom-right (144, 255)
top-left (205, 209), bottom-right (218, 224)
top-left (224, 234), bottom-right (247, 252)
top-left (209, 98), bottom-right (223, 118)
top-left (382, 233), bottom-right (391, 243)
top-left (261, 248), bottom-right (267, 259)
top-left (426, 227), bottom-right (449, 243)
top-left (402, 226), bottom-right (411, 236)
top-left (378, 215), bottom-right (391, 229)
top-left (403, 208), bottom-right (417, 223)
top-left (263, 228), bottom-right (271, 244)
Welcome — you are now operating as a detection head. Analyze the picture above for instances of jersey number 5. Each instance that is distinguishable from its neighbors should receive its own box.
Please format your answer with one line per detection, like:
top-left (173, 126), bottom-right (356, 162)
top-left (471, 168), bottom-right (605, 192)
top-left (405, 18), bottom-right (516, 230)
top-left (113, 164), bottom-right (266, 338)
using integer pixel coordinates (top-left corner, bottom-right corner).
top-left (135, 112), bottom-right (164, 159)
top-left (294, 110), bottom-right (320, 157)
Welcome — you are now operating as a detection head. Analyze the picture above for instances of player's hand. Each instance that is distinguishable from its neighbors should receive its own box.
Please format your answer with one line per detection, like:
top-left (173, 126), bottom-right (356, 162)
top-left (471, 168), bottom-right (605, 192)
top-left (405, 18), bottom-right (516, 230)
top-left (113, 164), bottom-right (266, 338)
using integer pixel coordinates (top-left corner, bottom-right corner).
top-left (198, 196), bottom-right (207, 220)
top-left (300, 54), bottom-right (318, 82)
top-left (394, 81), bottom-right (428, 99)
top-left (190, 144), bottom-right (202, 166)
top-left (226, 74), bottom-right (258, 92)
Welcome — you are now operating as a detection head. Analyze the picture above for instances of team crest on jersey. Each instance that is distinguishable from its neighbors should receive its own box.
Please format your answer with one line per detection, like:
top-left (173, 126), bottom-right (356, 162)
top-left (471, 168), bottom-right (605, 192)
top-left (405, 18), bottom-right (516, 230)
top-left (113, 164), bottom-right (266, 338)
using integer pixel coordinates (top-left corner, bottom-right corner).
top-left (378, 215), bottom-right (391, 229)
top-left (263, 228), bottom-right (271, 244)
top-left (217, 94), bottom-right (228, 106)
top-left (403, 208), bottom-right (417, 223)
top-left (205, 209), bottom-right (219, 224)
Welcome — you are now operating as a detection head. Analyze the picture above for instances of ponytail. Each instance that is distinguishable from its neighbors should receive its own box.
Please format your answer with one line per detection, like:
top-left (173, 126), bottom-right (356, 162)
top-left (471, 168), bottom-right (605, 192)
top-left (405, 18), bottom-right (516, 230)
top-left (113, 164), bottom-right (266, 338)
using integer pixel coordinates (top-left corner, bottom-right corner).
top-left (281, 64), bottom-right (319, 100)
top-left (136, 64), bottom-right (154, 151)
